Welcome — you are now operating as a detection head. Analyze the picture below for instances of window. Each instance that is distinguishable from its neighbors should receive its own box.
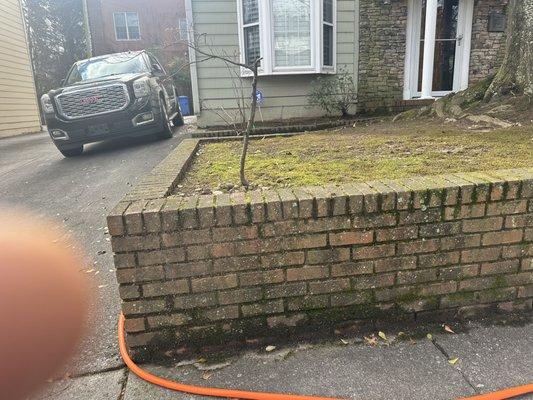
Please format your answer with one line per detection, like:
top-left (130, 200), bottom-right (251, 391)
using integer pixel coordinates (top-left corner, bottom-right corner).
top-left (113, 12), bottom-right (140, 41)
top-left (237, 0), bottom-right (336, 75)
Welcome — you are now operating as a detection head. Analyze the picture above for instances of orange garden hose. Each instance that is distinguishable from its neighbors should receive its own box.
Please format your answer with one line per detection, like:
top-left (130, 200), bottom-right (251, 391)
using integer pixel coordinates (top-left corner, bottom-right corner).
top-left (118, 313), bottom-right (532, 400)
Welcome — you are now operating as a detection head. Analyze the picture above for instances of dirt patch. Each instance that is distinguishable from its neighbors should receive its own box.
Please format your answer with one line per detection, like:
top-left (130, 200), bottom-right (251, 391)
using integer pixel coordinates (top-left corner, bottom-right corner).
top-left (177, 119), bottom-right (533, 196)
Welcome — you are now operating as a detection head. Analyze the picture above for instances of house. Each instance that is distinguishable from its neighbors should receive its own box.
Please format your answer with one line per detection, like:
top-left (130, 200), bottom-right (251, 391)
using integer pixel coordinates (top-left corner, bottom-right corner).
top-left (186, 0), bottom-right (508, 127)
top-left (0, 0), bottom-right (41, 137)
top-left (85, 0), bottom-right (192, 101)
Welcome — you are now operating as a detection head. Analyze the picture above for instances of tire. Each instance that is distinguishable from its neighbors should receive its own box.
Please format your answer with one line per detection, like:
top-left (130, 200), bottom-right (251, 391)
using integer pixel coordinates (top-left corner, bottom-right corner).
top-left (158, 97), bottom-right (173, 139)
top-left (172, 112), bottom-right (184, 127)
top-left (58, 145), bottom-right (83, 157)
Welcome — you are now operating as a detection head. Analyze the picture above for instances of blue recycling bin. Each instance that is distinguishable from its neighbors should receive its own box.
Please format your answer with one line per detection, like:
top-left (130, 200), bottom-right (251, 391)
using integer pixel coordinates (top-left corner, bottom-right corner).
top-left (179, 96), bottom-right (190, 116)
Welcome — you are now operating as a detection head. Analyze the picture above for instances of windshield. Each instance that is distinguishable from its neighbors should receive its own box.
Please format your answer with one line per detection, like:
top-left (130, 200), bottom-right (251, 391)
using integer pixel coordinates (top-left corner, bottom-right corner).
top-left (66, 53), bottom-right (148, 84)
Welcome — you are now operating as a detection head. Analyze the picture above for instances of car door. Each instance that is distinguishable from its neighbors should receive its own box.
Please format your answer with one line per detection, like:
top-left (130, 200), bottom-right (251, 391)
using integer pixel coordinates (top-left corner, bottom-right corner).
top-left (147, 53), bottom-right (176, 113)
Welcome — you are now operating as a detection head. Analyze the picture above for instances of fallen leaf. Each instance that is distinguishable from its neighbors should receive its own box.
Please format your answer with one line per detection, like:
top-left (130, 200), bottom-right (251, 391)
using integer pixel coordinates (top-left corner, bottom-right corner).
top-left (265, 345), bottom-right (276, 352)
top-left (426, 333), bottom-right (433, 341)
top-left (364, 335), bottom-right (378, 346)
top-left (197, 357), bottom-right (207, 363)
top-left (98, 284), bottom-right (108, 289)
top-left (340, 339), bottom-right (349, 345)
top-left (202, 372), bottom-right (212, 380)
top-left (378, 331), bottom-right (388, 341)
top-left (397, 331), bottom-right (406, 336)
top-left (444, 325), bottom-right (455, 334)
top-left (85, 269), bottom-right (94, 273)
top-left (448, 358), bottom-right (459, 365)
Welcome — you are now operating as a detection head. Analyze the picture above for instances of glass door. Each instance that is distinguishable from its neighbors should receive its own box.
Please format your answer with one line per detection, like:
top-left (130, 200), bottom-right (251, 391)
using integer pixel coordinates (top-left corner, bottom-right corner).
top-left (405, 0), bottom-right (473, 99)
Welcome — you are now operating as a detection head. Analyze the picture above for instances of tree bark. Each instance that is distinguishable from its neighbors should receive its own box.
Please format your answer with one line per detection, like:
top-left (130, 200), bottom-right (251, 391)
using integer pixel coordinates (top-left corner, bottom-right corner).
top-left (485, 0), bottom-right (533, 99)
top-left (239, 60), bottom-right (260, 187)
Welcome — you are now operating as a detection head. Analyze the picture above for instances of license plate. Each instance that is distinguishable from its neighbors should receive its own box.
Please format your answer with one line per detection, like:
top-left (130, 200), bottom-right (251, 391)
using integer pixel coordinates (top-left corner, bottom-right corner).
top-left (88, 123), bottom-right (110, 135)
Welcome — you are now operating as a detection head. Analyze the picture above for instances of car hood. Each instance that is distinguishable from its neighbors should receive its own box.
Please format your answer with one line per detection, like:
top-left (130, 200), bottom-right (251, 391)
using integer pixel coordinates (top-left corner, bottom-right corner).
top-left (49, 73), bottom-right (149, 96)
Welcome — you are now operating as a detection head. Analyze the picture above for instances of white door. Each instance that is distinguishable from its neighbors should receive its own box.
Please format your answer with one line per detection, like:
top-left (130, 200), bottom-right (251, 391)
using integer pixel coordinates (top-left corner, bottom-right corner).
top-left (404, 0), bottom-right (474, 99)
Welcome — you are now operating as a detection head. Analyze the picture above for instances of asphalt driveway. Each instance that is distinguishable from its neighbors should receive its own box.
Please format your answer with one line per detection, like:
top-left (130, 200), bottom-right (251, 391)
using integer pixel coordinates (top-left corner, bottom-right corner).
top-left (0, 129), bottom-right (185, 377)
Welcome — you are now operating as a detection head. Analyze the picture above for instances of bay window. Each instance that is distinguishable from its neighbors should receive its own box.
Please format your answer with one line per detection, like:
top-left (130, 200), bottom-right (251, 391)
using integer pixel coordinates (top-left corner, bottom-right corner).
top-left (237, 0), bottom-right (336, 75)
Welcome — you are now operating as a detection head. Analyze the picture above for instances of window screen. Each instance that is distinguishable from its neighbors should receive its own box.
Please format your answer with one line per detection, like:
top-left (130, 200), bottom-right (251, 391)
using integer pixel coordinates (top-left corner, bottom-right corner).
top-left (272, 0), bottom-right (311, 67)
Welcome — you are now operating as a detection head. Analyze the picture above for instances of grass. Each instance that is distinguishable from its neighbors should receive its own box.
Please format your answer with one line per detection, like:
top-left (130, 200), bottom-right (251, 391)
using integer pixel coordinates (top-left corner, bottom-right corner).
top-left (178, 120), bottom-right (533, 194)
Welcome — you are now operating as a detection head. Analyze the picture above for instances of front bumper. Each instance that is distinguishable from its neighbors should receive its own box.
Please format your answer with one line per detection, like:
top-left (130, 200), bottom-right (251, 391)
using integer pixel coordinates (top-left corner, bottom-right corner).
top-left (45, 97), bottom-right (164, 148)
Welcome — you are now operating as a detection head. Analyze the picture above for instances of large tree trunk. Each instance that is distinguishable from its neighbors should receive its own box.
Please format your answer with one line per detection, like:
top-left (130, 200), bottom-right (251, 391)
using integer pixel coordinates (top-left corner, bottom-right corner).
top-left (485, 0), bottom-right (533, 99)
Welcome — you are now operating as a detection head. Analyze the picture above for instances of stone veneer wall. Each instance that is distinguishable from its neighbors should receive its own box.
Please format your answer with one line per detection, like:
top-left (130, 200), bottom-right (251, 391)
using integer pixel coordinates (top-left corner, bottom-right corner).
top-left (358, 0), bottom-right (408, 112)
top-left (469, 0), bottom-right (507, 84)
top-left (357, 0), bottom-right (507, 112)
top-left (108, 141), bottom-right (533, 355)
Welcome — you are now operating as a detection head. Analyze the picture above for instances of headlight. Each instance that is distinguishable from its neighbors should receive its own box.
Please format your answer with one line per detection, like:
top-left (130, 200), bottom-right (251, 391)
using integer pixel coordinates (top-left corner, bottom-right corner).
top-left (40, 94), bottom-right (54, 113)
top-left (133, 77), bottom-right (150, 98)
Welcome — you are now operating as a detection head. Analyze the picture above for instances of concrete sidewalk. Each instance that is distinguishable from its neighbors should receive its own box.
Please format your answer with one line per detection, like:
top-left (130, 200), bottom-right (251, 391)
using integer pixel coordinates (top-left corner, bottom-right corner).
top-left (34, 316), bottom-right (533, 400)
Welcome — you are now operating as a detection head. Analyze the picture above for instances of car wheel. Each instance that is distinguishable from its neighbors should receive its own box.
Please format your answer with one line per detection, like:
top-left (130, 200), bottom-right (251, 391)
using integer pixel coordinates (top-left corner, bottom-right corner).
top-left (58, 146), bottom-right (83, 157)
top-left (172, 113), bottom-right (184, 127)
top-left (158, 98), bottom-right (173, 139)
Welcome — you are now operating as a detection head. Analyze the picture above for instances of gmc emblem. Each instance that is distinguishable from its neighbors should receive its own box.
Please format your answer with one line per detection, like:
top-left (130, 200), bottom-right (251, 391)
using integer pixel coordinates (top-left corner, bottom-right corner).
top-left (80, 95), bottom-right (102, 105)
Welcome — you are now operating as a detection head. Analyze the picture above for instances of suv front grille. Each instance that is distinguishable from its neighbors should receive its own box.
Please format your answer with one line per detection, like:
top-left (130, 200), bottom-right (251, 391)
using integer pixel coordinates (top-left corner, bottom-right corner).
top-left (56, 84), bottom-right (129, 119)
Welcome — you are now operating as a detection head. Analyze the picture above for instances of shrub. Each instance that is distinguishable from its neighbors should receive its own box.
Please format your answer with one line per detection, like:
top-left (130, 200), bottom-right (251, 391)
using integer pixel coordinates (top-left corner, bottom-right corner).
top-left (308, 68), bottom-right (357, 117)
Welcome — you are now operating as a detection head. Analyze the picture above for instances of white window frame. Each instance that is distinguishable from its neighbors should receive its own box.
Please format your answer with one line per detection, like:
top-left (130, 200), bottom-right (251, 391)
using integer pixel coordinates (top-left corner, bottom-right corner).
top-left (237, 0), bottom-right (336, 76)
top-left (113, 12), bottom-right (141, 41)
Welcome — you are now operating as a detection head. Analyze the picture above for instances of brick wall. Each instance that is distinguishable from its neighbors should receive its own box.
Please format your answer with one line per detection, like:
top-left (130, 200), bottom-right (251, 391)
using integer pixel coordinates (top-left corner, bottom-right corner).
top-left (109, 145), bottom-right (532, 355)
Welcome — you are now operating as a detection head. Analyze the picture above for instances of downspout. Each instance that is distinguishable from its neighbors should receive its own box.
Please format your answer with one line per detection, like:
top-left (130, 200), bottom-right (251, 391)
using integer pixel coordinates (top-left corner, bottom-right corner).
top-left (185, 0), bottom-right (201, 115)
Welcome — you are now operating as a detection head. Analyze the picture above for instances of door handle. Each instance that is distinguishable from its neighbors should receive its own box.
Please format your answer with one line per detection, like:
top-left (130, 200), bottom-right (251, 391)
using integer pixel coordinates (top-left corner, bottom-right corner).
top-left (457, 34), bottom-right (464, 46)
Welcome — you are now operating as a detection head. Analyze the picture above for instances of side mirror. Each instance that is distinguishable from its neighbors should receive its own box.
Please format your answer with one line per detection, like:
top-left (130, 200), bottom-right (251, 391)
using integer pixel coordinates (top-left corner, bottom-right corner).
top-left (60, 79), bottom-right (66, 86)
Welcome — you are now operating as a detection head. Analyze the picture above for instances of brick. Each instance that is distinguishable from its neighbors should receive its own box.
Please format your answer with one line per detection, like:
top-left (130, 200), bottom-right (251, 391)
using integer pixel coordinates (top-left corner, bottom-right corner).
top-left (330, 231), bottom-right (373, 246)
top-left (213, 256), bottom-right (260, 273)
top-left (478, 287), bottom-right (517, 303)
top-left (180, 196), bottom-right (199, 229)
top-left (374, 256), bottom-right (416, 272)
top-left (440, 292), bottom-right (479, 308)
top-left (401, 298), bottom-right (438, 312)
top-left (309, 279), bottom-right (350, 294)
top-left (122, 299), bottom-right (166, 316)
top-left (444, 204), bottom-right (485, 220)
top-left (127, 332), bottom-right (157, 348)
top-left (241, 300), bottom-right (284, 317)
top-left (307, 186), bottom-right (330, 217)
top-left (143, 280), bottom-right (189, 297)
top-left (418, 251), bottom-right (460, 267)
top-left (325, 185), bottom-right (348, 216)
top-left (397, 239), bottom-right (440, 255)
top-left (114, 253), bottom-right (136, 269)
top-left (397, 269), bottom-right (437, 284)
top-left (480, 260), bottom-right (520, 275)
top-left (107, 201), bottom-right (130, 236)
top-left (505, 273), bottom-right (533, 286)
top-left (197, 195), bottom-right (215, 228)
top-left (212, 226), bottom-right (258, 242)
top-left (331, 261), bottom-right (373, 276)
top-left (343, 184), bottom-right (364, 214)
top-left (165, 261), bottom-right (210, 278)
top-left (212, 242), bottom-right (235, 258)
top-left (376, 226), bottom-right (418, 242)
top-left (116, 266), bottom-right (165, 284)
top-left (124, 318), bottom-right (145, 333)
top-left (502, 244), bottom-right (532, 259)
top-left (419, 222), bottom-right (461, 237)
top-left (160, 198), bottom-right (182, 231)
top-left (111, 235), bottom-right (160, 252)
top-left (359, 183), bottom-right (380, 213)
top-left (441, 234), bottom-right (481, 250)
top-left (231, 192), bottom-right (249, 224)
top-left (486, 200), bottom-right (527, 216)
top-left (461, 247), bottom-right (501, 263)
top-left (481, 229), bottom-right (523, 246)
top-left (367, 181), bottom-right (397, 211)
top-left (287, 265), bottom-right (329, 281)
top-left (420, 282), bottom-right (457, 296)
top-left (218, 287), bottom-right (263, 305)
top-left (239, 269), bottom-right (285, 286)
top-left (353, 243), bottom-right (395, 259)
top-left (264, 190), bottom-right (283, 221)
top-left (249, 190), bottom-right (266, 223)
top-left (267, 314), bottom-right (307, 328)
top-left (463, 217), bottom-right (503, 233)
top-left (214, 193), bottom-right (232, 226)
top-left (293, 188), bottom-right (314, 218)
top-left (265, 282), bottom-right (307, 298)
top-left (138, 248), bottom-right (186, 266)
top-left (147, 314), bottom-right (190, 328)
top-left (505, 214), bottom-right (533, 229)
top-left (353, 214), bottom-right (396, 228)
top-left (119, 285), bottom-right (141, 300)
top-left (459, 276), bottom-right (502, 291)
top-left (191, 274), bottom-right (237, 292)
top-left (352, 273), bottom-right (395, 289)
top-left (439, 265), bottom-right (479, 280)
top-left (162, 230), bottom-right (211, 247)
top-left (518, 285), bottom-right (533, 298)
top-left (261, 252), bottom-right (305, 268)
top-left (399, 209), bottom-right (441, 225)
top-left (522, 259), bottom-right (533, 271)
top-left (203, 306), bottom-right (239, 321)
top-left (124, 200), bottom-right (147, 235)
top-left (331, 291), bottom-right (371, 306)
top-left (283, 234), bottom-right (327, 251)
top-left (174, 293), bottom-right (217, 309)
top-left (307, 248), bottom-right (350, 265)
top-left (287, 295), bottom-right (329, 311)
top-left (375, 286), bottom-right (419, 302)
top-left (278, 188), bottom-right (300, 219)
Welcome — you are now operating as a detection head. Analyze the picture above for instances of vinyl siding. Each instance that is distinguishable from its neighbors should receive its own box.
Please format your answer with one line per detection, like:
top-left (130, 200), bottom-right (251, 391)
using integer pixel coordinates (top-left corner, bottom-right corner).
top-left (191, 0), bottom-right (358, 127)
top-left (0, 0), bottom-right (41, 136)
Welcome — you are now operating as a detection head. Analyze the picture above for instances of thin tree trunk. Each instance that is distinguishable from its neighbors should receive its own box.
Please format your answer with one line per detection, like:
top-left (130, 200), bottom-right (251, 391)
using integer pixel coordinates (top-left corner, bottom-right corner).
top-left (485, 0), bottom-right (533, 99)
top-left (239, 62), bottom-right (259, 187)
